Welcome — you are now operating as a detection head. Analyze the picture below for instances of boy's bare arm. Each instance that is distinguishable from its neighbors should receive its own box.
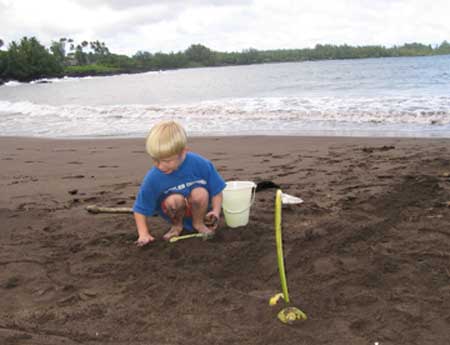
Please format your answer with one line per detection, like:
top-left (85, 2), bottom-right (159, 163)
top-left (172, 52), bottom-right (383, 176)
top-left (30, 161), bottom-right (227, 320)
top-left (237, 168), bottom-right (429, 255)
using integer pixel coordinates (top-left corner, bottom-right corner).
top-left (210, 192), bottom-right (223, 216)
top-left (206, 192), bottom-right (223, 230)
top-left (134, 212), bottom-right (155, 246)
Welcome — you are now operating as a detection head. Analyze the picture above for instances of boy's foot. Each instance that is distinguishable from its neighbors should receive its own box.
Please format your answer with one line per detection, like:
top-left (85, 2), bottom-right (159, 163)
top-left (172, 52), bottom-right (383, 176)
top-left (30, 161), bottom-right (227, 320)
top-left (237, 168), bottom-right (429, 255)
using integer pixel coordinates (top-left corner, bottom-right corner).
top-left (163, 226), bottom-right (183, 241)
top-left (195, 224), bottom-right (215, 238)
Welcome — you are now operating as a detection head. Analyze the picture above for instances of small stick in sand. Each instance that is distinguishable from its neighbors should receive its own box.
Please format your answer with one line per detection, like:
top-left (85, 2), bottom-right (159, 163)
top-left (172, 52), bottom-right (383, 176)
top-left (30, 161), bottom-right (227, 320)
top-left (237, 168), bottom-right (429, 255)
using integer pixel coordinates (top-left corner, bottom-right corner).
top-left (85, 205), bottom-right (133, 214)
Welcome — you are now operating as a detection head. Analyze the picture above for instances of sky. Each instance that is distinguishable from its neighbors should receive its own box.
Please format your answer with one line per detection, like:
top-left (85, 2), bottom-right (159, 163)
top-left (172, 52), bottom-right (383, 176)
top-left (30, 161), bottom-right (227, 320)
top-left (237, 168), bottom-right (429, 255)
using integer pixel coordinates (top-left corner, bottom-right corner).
top-left (1, 0), bottom-right (449, 56)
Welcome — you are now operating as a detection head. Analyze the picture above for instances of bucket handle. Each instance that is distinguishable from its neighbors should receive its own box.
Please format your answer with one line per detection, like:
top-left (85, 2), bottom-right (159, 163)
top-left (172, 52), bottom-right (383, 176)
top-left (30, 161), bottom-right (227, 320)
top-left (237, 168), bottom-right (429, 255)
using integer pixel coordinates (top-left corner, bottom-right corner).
top-left (222, 185), bottom-right (256, 214)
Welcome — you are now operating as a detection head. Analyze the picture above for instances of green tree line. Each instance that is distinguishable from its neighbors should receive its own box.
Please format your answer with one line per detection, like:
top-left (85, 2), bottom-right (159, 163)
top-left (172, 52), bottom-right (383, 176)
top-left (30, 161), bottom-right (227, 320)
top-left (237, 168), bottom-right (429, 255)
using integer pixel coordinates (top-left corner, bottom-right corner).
top-left (1, 36), bottom-right (450, 83)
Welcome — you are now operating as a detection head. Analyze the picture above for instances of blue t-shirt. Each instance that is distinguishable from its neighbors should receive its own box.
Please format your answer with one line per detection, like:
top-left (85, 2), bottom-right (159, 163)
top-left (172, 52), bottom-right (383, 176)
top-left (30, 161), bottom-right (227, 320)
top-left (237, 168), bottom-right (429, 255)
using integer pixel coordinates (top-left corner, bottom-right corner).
top-left (133, 152), bottom-right (226, 231)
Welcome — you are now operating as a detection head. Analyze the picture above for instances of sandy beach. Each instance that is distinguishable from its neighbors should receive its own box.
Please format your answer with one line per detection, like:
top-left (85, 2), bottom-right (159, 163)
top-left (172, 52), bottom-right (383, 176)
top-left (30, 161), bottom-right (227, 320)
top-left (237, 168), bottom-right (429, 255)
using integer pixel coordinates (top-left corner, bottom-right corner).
top-left (1, 135), bottom-right (449, 345)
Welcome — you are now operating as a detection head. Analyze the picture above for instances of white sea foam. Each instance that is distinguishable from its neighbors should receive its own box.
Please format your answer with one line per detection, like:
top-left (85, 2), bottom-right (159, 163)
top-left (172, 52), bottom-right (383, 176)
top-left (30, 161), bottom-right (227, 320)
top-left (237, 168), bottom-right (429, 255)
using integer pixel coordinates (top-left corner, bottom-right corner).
top-left (3, 81), bottom-right (23, 87)
top-left (0, 96), bottom-right (449, 138)
top-left (30, 77), bottom-right (75, 84)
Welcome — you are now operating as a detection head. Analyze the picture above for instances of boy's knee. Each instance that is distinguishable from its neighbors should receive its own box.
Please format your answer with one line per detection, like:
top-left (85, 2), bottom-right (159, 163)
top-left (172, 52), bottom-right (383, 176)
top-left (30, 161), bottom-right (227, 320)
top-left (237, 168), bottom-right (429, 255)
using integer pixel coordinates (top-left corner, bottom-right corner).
top-left (164, 194), bottom-right (186, 215)
top-left (189, 188), bottom-right (209, 205)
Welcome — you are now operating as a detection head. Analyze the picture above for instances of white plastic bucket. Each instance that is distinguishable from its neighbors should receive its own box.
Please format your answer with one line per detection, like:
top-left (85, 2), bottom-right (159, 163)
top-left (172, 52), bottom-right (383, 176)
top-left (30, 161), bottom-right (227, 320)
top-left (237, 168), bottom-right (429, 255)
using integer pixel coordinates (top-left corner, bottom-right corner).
top-left (222, 181), bottom-right (256, 228)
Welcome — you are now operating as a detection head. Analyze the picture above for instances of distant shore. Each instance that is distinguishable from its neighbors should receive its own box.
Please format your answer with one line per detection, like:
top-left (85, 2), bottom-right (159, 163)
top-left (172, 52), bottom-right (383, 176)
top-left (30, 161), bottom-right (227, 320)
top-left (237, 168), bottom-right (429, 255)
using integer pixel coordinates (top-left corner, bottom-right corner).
top-left (2, 51), bottom-right (450, 86)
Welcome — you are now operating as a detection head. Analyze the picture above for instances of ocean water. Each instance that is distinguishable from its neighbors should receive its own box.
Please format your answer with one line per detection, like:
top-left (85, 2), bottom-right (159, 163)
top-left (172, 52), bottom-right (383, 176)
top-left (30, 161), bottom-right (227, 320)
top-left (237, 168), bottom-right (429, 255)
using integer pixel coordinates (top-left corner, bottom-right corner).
top-left (0, 55), bottom-right (449, 138)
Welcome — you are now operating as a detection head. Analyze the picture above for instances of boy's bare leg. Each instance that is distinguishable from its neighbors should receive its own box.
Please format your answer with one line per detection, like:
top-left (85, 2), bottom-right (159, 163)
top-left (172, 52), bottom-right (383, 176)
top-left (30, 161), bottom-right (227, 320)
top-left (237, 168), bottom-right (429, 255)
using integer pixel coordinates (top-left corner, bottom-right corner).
top-left (162, 194), bottom-right (185, 240)
top-left (189, 188), bottom-right (214, 235)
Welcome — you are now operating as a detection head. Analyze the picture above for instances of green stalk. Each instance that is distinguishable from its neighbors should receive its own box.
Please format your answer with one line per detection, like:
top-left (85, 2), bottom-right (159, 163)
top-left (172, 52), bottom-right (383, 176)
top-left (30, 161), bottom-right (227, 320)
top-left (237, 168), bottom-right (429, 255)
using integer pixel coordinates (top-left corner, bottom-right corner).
top-left (275, 189), bottom-right (290, 303)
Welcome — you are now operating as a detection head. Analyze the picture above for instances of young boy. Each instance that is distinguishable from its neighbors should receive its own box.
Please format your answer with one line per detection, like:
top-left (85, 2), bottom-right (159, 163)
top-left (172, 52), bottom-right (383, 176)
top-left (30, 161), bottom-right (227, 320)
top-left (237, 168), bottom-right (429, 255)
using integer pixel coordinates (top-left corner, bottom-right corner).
top-left (133, 120), bottom-right (226, 246)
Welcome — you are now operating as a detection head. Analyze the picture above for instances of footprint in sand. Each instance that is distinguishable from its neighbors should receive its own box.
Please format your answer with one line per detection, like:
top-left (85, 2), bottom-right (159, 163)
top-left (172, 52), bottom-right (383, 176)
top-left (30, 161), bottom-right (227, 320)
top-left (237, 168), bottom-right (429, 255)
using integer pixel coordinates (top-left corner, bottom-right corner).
top-left (1, 276), bottom-right (20, 289)
top-left (271, 154), bottom-right (290, 159)
top-left (62, 175), bottom-right (85, 179)
top-left (53, 148), bottom-right (77, 152)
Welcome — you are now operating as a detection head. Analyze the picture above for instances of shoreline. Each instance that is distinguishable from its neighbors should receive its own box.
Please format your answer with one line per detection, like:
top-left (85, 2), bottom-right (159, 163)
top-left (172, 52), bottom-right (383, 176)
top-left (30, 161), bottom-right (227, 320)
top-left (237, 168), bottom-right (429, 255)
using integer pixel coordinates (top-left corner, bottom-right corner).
top-left (2, 133), bottom-right (450, 141)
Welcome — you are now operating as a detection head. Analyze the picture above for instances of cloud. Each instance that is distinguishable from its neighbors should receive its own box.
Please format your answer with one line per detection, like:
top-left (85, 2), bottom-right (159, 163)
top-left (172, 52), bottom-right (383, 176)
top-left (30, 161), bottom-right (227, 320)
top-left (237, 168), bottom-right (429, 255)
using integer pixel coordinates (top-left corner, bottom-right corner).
top-left (75, 0), bottom-right (251, 10)
top-left (1, 0), bottom-right (449, 55)
top-left (70, 0), bottom-right (255, 54)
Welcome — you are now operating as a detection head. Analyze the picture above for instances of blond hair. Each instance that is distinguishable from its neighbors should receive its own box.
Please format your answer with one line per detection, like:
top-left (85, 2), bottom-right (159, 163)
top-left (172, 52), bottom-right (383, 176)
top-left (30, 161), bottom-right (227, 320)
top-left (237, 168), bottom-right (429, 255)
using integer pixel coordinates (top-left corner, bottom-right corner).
top-left (145, 120), bottom-right (187, 159)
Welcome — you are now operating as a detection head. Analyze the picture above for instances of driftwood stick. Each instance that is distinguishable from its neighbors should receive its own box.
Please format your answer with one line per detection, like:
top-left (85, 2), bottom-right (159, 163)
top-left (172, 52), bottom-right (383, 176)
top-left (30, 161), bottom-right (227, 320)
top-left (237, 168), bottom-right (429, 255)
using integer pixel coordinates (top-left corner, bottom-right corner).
top-left (85, 206), bottom-right (220, 225)
top-left (86, 205), bottom-right (133, 214)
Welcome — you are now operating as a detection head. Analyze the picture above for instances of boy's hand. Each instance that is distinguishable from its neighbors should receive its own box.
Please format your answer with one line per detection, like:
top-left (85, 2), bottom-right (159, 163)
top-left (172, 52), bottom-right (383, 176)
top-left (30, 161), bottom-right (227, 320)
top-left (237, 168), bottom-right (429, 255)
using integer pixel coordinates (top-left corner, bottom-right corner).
top-left (205, 211), bottom-right (219, 231)
top-left (135, 234), bottom-right (155, 247)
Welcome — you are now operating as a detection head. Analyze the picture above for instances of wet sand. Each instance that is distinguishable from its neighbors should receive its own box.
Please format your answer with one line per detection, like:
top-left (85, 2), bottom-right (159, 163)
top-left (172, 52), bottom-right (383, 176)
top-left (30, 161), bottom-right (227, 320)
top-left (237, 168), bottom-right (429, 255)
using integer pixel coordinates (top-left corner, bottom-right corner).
top-left (1, 135), bottom-right (449, 345)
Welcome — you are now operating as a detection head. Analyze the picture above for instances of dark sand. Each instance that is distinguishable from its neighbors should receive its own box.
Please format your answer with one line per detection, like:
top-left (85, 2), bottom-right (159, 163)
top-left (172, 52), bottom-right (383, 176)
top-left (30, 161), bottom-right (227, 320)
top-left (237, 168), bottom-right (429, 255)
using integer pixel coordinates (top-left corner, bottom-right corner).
top-left (1, 136), bottom-right (449, 345)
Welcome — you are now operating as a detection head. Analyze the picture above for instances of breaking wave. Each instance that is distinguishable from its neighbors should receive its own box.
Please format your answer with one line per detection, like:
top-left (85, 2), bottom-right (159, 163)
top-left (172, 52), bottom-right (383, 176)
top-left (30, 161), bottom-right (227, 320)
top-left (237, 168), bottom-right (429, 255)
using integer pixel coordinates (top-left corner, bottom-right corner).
top-left (0, 95), bottom-right (449, 138)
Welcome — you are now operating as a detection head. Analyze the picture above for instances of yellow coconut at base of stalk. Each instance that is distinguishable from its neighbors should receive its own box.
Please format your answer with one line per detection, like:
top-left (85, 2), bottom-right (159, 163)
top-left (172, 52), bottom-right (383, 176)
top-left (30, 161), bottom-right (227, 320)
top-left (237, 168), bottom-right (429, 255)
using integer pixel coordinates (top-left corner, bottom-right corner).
top-left (277, 307), bottom-right (308, 324)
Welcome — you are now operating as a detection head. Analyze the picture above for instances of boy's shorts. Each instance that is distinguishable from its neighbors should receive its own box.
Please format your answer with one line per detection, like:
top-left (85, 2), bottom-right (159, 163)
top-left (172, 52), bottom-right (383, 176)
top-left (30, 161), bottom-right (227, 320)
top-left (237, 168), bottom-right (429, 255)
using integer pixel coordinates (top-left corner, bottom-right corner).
top-left (161, 196), bottom-right (193, 218)
top-left (159, 188), bottom-right (213, 232)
